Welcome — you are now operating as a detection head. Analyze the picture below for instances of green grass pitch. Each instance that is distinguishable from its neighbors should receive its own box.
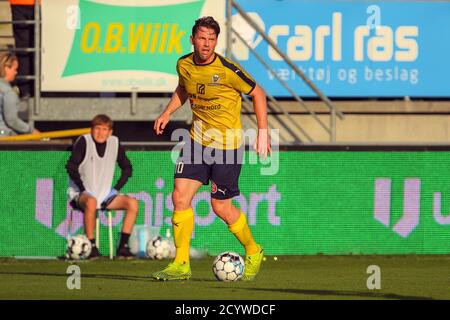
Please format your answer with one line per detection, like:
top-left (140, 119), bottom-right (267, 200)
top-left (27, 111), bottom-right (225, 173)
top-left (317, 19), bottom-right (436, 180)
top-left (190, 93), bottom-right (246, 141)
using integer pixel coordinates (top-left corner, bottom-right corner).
top-left (0, 255), bottom-right (449, 300)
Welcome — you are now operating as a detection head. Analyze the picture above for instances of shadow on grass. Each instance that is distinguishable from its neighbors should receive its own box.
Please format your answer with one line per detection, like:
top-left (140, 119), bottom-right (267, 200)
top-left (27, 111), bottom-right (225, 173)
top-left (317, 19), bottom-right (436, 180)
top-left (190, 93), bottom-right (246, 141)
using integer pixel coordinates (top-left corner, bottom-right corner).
top-left (0, 271), bottom-right (150, 282)
top-left (0, 271), bottom-right (217, 283)
top-left (0, 272), bottom-right (435, 300)
top-left (225, 287), bottom-right (434, 300)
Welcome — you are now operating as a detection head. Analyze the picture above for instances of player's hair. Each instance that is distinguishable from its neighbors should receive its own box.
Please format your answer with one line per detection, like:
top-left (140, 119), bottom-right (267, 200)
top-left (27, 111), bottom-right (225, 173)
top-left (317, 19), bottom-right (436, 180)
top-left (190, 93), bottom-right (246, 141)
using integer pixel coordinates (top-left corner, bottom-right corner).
top-left (91, 114), bottom-right (113, 129)
top-left (0, 52), bottom-right (18, 78)
top-left (192, 16), bottom-right (220, 37)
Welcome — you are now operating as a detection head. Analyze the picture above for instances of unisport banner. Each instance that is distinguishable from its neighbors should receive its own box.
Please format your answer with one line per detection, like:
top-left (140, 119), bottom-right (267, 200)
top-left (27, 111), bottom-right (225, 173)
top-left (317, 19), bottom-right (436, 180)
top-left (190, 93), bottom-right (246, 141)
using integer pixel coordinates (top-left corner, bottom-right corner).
top-left (0, 151), bottom-right (449, 257)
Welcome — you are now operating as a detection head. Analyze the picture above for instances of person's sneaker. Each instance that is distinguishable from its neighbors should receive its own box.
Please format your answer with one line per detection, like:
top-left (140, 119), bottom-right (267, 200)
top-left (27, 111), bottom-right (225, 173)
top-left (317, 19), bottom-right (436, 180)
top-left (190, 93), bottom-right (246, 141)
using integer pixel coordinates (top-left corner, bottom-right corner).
top-left (88, 245), bottom-right (101, 260)
top-left (116, 244), bottom-right (134, 260)
top-left (152, 262), bottom-right (192, 281)
top-left (242, 245), bottom-right (264, 281)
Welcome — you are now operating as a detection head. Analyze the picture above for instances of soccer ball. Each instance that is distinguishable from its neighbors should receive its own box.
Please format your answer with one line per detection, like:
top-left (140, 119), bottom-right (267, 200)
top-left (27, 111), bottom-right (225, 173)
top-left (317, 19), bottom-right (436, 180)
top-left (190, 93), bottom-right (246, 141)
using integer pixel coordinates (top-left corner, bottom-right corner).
top-left (146, 236), bottom-right (171, 260)
top-left (212, 252), bottom-right (245, 282)
top-left (66, 235), bottom-right (92, 260)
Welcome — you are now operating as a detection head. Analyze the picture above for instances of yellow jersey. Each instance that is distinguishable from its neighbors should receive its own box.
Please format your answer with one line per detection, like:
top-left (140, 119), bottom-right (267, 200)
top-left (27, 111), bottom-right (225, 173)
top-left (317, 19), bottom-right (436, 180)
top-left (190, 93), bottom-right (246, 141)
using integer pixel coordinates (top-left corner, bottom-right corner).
top-left (177, 53), bottom-right (256, 149)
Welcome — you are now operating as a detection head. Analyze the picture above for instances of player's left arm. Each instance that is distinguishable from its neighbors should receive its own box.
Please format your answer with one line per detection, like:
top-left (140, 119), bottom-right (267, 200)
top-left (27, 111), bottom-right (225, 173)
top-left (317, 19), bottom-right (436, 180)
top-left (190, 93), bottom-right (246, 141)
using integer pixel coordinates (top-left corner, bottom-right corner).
top-left (114, 144), bottom-right (132, 192)
top-left (225, 58), bottom-right (272, 160)
top-left (248, 84), bottom-right (272, 160)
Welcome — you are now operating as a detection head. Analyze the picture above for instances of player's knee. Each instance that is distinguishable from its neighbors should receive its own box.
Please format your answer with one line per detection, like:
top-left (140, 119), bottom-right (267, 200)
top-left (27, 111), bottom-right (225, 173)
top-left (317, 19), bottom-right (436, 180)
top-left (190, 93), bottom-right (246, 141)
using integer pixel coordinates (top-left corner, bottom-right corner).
top-left (211, 198), bottom-right (229, 216)
top-left (128, 197), bottom-right (138, 213)
top-left (84, 197), bottom-right (97, 211)
top-left (172, 189), bottom-right (190, 210)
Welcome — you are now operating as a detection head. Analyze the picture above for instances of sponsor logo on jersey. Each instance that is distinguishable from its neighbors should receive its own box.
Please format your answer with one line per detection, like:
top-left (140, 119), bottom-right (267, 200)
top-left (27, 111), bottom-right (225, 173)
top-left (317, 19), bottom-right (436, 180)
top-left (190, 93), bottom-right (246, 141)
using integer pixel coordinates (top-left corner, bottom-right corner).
top-left (197, 83), bottom-right (205, 94)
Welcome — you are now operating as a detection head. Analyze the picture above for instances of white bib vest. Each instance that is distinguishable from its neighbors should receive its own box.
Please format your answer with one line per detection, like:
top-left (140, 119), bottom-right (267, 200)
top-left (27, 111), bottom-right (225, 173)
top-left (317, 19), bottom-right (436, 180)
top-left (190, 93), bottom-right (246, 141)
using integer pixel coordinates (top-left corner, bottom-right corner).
top-left (68, 134), bottom-right (118, 208)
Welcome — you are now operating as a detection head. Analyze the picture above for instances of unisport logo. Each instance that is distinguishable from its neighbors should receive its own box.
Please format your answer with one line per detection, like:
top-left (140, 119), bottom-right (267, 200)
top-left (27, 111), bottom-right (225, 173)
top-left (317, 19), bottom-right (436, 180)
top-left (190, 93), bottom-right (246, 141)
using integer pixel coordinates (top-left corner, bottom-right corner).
top-left (373, 178), bottom-right (450, 238)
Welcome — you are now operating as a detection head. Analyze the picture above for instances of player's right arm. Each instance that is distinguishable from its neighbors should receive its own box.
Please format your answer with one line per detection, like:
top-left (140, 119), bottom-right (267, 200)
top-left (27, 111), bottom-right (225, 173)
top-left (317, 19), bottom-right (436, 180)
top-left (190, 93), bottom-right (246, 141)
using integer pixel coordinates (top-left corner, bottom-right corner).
top-left (153, 84), bottom-right (188, 135)
top-left (66, 136), bottom-right (87, 192)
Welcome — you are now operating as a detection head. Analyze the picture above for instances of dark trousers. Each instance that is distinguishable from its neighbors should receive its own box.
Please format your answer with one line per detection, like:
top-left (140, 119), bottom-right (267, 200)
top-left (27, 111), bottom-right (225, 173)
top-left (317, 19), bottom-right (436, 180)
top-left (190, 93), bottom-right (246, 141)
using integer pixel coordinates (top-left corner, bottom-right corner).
top-left (11, 5), bottom-right (35, 98)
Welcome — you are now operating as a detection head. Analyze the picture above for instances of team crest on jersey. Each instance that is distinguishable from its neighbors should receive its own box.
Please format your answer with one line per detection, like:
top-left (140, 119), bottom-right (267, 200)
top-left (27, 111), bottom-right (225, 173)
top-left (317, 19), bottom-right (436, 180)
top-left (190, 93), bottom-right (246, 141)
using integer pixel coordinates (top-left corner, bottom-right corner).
top-left (211, 181), bottom-right (217, 194)
top-left (208, 73), bottom-right (225, 86)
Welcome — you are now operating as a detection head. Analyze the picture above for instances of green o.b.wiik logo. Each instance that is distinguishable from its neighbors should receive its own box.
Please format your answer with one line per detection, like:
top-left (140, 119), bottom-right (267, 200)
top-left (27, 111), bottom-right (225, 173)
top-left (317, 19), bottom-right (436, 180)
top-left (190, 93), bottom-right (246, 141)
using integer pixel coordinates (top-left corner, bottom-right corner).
top-left (63, 0), bottom-right (205, 77)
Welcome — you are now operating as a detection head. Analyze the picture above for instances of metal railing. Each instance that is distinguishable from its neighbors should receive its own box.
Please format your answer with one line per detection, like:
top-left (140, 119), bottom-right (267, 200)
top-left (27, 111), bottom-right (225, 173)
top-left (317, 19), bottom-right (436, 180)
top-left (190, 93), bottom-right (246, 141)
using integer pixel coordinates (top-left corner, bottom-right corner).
top-left (226, 0), bottom-right (345, 142)
top-left (1, 0), bottom-right (344, 143)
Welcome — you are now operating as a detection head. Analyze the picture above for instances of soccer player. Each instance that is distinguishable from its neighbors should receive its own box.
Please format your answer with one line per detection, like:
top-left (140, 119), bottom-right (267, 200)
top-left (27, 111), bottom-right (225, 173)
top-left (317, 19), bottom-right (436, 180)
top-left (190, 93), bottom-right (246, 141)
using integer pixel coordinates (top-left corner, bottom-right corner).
top-left (152, 16), bottom-right (271, 281)
top-left (66, 114), bottom-right (138, 259)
